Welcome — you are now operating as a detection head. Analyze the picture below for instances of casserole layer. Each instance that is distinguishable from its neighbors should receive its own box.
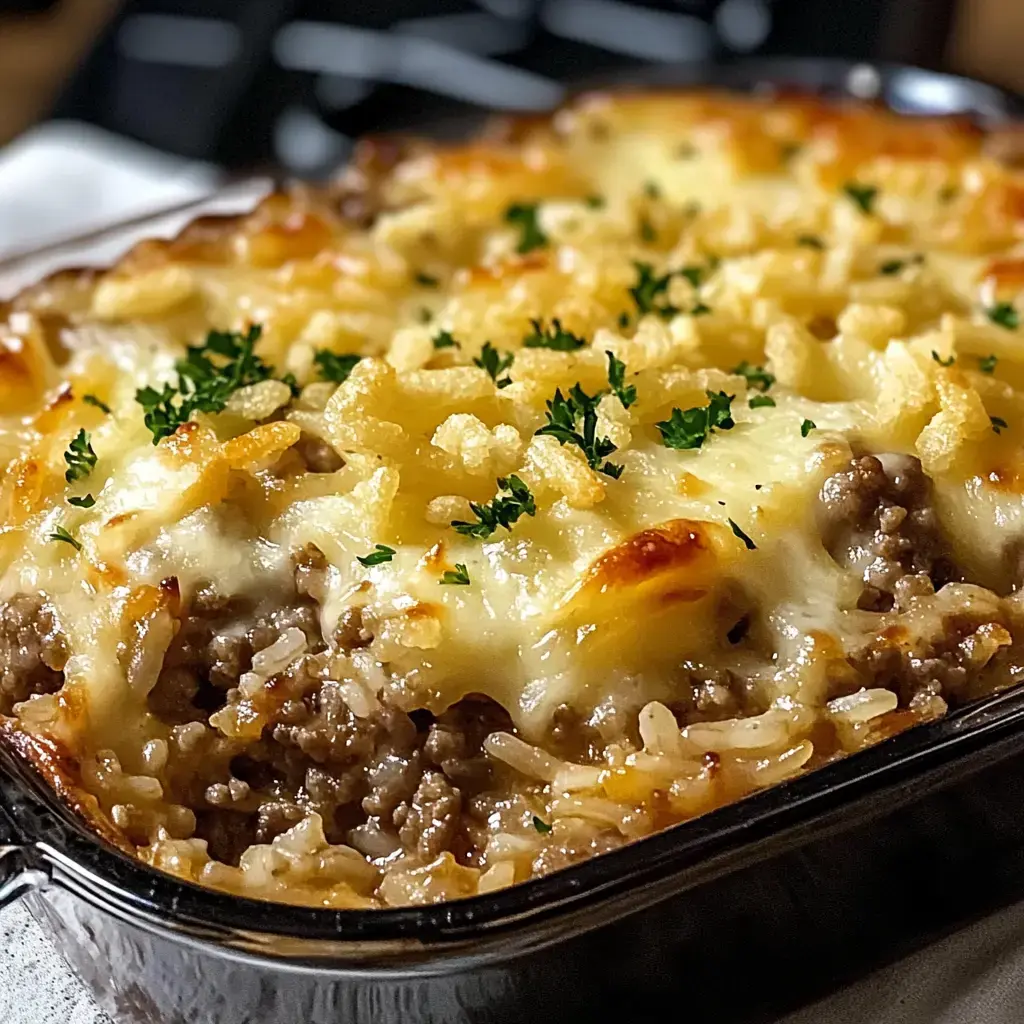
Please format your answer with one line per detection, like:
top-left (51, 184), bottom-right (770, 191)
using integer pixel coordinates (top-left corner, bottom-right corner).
top-left (4, 89), bottom-right (1024, 907)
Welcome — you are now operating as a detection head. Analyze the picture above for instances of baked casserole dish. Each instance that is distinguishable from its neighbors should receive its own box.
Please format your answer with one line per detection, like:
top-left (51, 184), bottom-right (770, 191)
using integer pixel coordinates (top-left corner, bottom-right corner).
top-left (4, 86), bottom-right (1024, 911)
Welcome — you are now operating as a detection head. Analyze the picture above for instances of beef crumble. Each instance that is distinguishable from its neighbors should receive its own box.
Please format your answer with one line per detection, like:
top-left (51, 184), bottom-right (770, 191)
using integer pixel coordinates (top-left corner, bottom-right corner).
top-left (818, 454), bottom-right (958, 612)
top-left (0, 593), bottom-right (67, 715)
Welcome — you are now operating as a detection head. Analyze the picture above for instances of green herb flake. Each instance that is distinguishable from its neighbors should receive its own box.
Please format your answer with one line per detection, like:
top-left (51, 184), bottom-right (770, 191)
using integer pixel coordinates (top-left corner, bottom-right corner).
top-left (691, 302), bottom-right (712, 317)
top-left (67, 494), bottom-right (96, 509)
top-left (987, 303), bottom-right (1020, 331)
top-left (991, 415), bottom-right (1009, 435)
top-left (931, 351), bottom-right (955, 367)
top-left (49, 526), bottom-right (82, 552)
top-left (64, 429), bottom-right (97, 483)
top-left (451, 475), bottom-right (537, 540)
top-left (432, 329), bottom-right (460, 350)
top-left (522, 318), bottom-right (586, 351)
top-left (440, 563), bottom-right (471, 586)
top-left (418, 307), bottom-right (433, 324)
top-left (728, 518), bottom-right (757, 550)
top-left (617, 312), bottom-right (631, 330)
top-left (797, 235), bottom-right (824, 250)
top-left (629, 261), bottom-right (678, 320)
top-left (474, 342), bottom-right (514, 388)
top-left (748, 394), bottom-right (776, 409)
top-left (536, 385), bottom-right (624, 478)
top-left (638, 216), bottom-right (657, 243)
top-left (843, 182), bottom-right (878, 215)
top-left (357, 544), bottom-right (396, 567)
top-left (414, 271), bottom-right (439, 288)
top-left (584, 194), bottom-right (605, 209)
top-left (879, 259), bottom-right (905, 276)
top-left (532, 815), bottom-right (553, 834)
top-left (979, 354), bottom-right (998, 374)
top-left (314, 350), bottom-right (362, 384)
top-left (656, 391), bottom-right (735, 451)
top-left (82, 394), bottom-right (111, 414)
top-left (801, 418), bottom-right (817, 437)
top-left (731, 361), bottom-right (775, 393)
top-left (504, 202), bottom-right (548, 254)
top-left (606, 351), bottom-right (637, 409)
top-left (643, 180), bottom-right (661, 200)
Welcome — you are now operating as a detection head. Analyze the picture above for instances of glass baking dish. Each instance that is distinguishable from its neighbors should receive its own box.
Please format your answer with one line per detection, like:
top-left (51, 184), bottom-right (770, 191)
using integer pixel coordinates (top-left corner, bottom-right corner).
top-left (3, 57), bottom-right (1024, 1024)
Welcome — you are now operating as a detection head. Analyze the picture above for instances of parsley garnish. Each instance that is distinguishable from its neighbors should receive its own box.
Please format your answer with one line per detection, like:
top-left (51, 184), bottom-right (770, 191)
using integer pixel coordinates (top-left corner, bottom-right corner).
top-left (931, 351), bottom-right (955, 367)
top-left (656, 391), bottom-right (735, 451)
top-left (281, 372), bottom-right (300, 397)
top-left (800, 419), bottom-right (816, 437)
top-left (629, 262), bottom-right (678, 320)
top-left (797, 235), bottom-right (824, 250)
top-left (451, 475), bottom-right (537, 539)
top-left (987, 303), bottom-right (1019, 330)
top-left (522, 319), bottom-right (586, 351)
top-left (584, 195), bottom-right (605, 209)
top-left (731, 361), bottom-right (774, 393)
top-left (606, 351), bottom-right (637, 408)
top-left (357, 544), bottom-right (396, 567)
top-left (440, 563), bottom-right (471, 585)
top-left (728, 518), bottom-right (757, 550)
top-left (678, 266), bottom-right (704, 288)
top-left (748, 394), bottom-right (776, 409)
top-left (991, 415), bottom-right (1008, 435)
top-left (68, 495), bottom-right (96, 509)
top-left (691, 302), bottom-right (711, 317)
top-left (532, 815), bottom-right (553, 834)
top-left (474, 342), bottom-right (514, 388)
top-left (617, 312), bottom-right (631, 329)
top-left (415, 271), bottom-right (439, 288)
top-left (314, 350), bottom-right (361, 384)
top-left (979, 354), bottom-right (998, 374)
top-left (82, 394), bottom-right (111, 414)
top-left (49, 526), bottom-right (81, 552)
top-left (505, 202), bottom-right (548, 254)
top-left (638, 216), bottom-right (656, 243)
top-left (64, 429), bottom-right (96, 483)
top-left (843, 182), bottom-right (878, 215)
top-left (536, 384), bottom-right (624, 478)
top-left (135, 325), bottom-right (275, 443)
top-left (879, 259), bottom-right (906, 276)
top-left (432, 329), bottom-right (460, 350)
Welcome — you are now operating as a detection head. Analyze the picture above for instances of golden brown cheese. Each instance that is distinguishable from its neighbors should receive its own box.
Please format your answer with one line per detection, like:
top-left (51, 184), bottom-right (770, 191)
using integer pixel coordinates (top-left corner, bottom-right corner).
top-left (4, 88), bottom-right (1024, 908)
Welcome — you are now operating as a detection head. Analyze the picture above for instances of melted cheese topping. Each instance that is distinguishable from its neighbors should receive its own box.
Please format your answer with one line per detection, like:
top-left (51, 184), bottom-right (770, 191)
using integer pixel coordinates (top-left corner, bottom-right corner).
top-left (4, 89), bottom-right (1024, 770)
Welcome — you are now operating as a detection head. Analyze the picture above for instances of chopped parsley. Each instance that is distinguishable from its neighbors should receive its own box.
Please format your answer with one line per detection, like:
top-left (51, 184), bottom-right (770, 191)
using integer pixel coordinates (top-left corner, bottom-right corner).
top-left (991, 415), bottom-right (1008, 435)
top-left (691, 302), bottom-right (712, 317)
top-left (987, 303), bottom-right (1020, 331)
top-left (505, 202), bottom-right (548, 254)
top-left (842, 182), bottom-right (878, 215)
top-left (82, 394), bottom-right (111, 414)
top-left (879, 259), bottom-right (906, 276)
top-left (728, 518), bottom-right (757, 550)
top-left (643, 180), bottom-right (661, 200)
top-left (584, 194), bottom-right (605, 209)
top-left (536, 384), bottom-right (624, 478)
top-left (979, 354), bottom-right (998, 374)
top-left (618, 312), bottom-right (631, 329)
top-left (451, 475), bottom-right (536, 539)
top-left (731, 361), bottom-right (774, 393)
top-left (638, 216), bottom-right (657, 243)
top-left (474, 342), bottom-right (514, 388)
top-left (931, 351), bottom-right (955, 367)
top-left (440, 564), bottom-right (471, 586)
top-left (357, 544), bottom-right (396, 567)
top-left (135, 324), bottom-right (276, 443)
top-left (432, 329), bottom-right (460, 350)
top-left (67, 494), bottom-right (96, 509)
top-left (64, 429), bottom-right (97, 483)
top-left (314, 350), bottom-right (361, 384)
top-left (606, 351), bottom-right (637, 408)
top-left (800, 418), bottom-right (816, 437)
top-left (522, 318), bottom-right (586, 351)
top-left (49, 526), bottom-right (81, 552)
top-left (532, 815), bottom-right (553, 834)
top-left (281, 373), bottom-right (300, 397)
top-left (414, 271), bottom-right (439, 288)
top-left (748, 394), bottom-right (776, 409)
top-left (678, 266), bottom-right (704, 289)
top-left (629, 262), bottom-right (678, 320)
top-left (656, 391), bottom-right (735, 451)
top-left (797, 235), bottom-right (824, 250)
top-left (418, 308), bottom-right (433, 324)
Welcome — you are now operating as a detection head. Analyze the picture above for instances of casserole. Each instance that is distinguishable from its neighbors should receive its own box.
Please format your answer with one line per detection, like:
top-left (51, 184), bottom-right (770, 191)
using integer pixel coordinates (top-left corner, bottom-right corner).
top-left (5, 58), bottom-right (1024, 1023)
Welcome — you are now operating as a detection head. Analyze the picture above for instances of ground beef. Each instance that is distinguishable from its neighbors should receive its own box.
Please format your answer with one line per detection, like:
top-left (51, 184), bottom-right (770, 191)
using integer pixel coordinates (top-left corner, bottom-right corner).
top-left (393, 771), bottom-right (462, 861)
top-left (817, 454), bottom-right (958, 611)
top-left (0, 593), bottom-right (67, 715)
top-left (294, 433), bottom-right (344, 474)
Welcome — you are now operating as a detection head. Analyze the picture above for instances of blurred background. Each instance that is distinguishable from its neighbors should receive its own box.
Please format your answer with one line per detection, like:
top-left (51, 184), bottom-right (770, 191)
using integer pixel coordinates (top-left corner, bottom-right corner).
top-left (0, 0), bottom-right (1021, 258)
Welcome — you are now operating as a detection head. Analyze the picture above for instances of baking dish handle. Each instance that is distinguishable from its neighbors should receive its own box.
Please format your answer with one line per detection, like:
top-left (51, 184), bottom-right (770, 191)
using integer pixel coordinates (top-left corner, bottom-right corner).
top-left (0, 809), bottom-right (50, 910)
